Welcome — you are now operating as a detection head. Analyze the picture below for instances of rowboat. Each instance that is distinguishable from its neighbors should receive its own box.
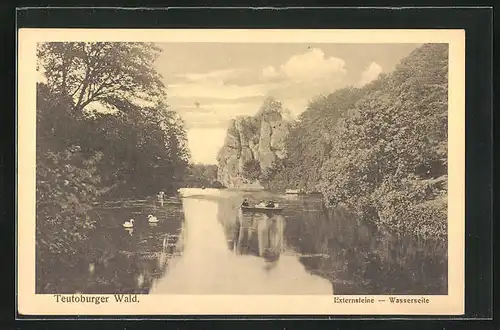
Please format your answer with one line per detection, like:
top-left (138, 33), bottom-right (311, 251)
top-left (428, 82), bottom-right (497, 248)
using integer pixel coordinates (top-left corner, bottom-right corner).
top-left (241, 205), bottom-right (283, 212)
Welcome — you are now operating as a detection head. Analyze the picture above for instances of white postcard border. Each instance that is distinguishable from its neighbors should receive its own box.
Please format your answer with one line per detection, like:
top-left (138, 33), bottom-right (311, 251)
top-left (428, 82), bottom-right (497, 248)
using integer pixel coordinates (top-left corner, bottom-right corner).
top-left (17, 28), bottom-right (465, 316)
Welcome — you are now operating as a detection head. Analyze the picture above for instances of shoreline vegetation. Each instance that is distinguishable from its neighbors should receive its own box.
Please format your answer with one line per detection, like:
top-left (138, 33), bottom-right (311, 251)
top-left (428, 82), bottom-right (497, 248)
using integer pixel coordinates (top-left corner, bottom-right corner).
top-left (35, 42), bottom-right (192, 275)
top-left (182, 163), bottom-right (226, 189)
top-left (301, 44), bottom-right (447, 240)
top-left (36, 42), bottom-right (447, 290)
top-left (219, 44), bottom-right (448, 240)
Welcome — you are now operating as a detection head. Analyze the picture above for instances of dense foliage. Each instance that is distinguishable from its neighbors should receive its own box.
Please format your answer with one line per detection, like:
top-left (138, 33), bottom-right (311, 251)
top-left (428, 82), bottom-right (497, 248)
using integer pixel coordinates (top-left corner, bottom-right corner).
top-left (36, 42), bottom-right (190, 288)
top-left (182, 163), bottom-right (224, 188)
top-left (242, 159), bottom-right (262, 182)
top-left (260, 87), bottom-right (365, 192)
top-left (80, 100), bottom-right (190, 198)
top-left (37, 42), bottom-right (164, 113)
top-left (261, 44), bottom-right (448, 239)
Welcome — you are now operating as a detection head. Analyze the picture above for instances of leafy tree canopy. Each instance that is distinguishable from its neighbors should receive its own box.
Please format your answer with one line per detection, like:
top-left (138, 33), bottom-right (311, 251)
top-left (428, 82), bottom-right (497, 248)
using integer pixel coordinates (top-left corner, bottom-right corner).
top-left (261, 44), bottom-right (448, 239)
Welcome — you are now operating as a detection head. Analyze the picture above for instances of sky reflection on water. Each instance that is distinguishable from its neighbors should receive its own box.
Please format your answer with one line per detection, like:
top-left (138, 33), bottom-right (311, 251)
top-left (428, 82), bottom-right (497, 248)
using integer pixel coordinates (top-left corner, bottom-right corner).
top-left (37, 188), bottom-right (447, 295)
top-left (150, 197), bottom-right (333, 294)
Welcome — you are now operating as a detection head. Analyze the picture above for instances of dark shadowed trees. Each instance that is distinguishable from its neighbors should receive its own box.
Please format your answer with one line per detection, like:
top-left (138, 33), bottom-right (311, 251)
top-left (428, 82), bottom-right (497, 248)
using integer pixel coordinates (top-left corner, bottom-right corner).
top-left (183, 164), bottom-right (222, 188)
top-left (36, 42), bottom-right (191, 283)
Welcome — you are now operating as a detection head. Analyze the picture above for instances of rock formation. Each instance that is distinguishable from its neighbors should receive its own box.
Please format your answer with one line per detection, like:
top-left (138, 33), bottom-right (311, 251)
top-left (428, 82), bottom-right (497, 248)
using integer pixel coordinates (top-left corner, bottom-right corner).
top-left (217, 98), bottom-right (293, 188)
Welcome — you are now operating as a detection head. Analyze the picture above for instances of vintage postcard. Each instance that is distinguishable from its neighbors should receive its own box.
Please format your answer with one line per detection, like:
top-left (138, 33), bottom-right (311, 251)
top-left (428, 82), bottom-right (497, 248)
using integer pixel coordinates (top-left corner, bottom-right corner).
top-left (17, 28), bottom-right (465, 316)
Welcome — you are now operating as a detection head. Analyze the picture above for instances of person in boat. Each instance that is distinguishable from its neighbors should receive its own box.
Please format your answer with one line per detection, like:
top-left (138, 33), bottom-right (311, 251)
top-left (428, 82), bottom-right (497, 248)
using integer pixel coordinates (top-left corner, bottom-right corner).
top-left (255, 200), bottom-right (266, 208)
top-left (242, 199), bottom-right (250, 207)
top-left (265, 200), bottom-right (276, 208)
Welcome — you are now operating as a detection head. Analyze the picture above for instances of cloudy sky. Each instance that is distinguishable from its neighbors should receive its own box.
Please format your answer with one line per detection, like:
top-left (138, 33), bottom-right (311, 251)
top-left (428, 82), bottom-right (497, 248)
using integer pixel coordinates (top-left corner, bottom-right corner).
top-left (153, 43), bottom-right (420, 164)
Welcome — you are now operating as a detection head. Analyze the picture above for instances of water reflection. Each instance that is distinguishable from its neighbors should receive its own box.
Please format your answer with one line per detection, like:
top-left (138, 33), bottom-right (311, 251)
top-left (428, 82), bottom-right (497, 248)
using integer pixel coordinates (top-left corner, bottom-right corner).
top-left (282, 203), bottom-right (447, 295)
top-left (36, 201), bottom-right (184, 294)
top-left (233, 210), bottom-right (285, 264)
top-left (215, 192), bottom-right (447, 295)
top-left (150, 197), bottom-right (332, 294)
top-left (37, 189), bottom-right (447, 295)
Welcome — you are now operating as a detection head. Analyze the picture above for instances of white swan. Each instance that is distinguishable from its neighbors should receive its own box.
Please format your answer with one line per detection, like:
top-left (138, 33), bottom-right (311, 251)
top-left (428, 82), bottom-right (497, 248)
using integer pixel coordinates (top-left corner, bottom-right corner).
top-left (148, 214), bottom-right (159, 223)
top-left (158, 191), bottom-right (165, 206)
top-left (123, 219), bottom-right (134, 228)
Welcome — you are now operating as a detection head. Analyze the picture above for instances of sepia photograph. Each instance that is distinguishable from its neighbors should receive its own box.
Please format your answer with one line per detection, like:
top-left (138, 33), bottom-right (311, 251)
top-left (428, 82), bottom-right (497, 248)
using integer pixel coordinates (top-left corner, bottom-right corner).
top-left (17, 28), bottom-right (465, 315)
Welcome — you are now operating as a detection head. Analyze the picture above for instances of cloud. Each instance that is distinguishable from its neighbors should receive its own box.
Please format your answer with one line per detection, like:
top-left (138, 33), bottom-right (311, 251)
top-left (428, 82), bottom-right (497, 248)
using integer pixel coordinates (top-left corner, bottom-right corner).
top-left (210, 66), bottom-right (287, 86)
top-left (259, 48), bottom-right (348, 108)
top-left (167, 81), bottom-right (269, 100)
top-left (169, 95), bottom-right (264, 107)
top-left (178, 101), bottom-right (262, 130)
top-left (357, 62), bottom-right (383, 86)
top-left (163, 48), bottom-right (350, 163)
top-left (175, 105), bottom-right (216, 115)
top-left (155, 44), bottom-right (418, 164)
top-left (262, 65), bottom-right (279, 78)
top-left (174, 68), bottom-right (244, 83)
top-left (167, 48), bottom-right (351, 133)
top-left (278, 48), bottom-right (346, 83)
top-left (173, 67), bottom-right (285, 87)
top-left (169, 48), bottom-right (346, 89)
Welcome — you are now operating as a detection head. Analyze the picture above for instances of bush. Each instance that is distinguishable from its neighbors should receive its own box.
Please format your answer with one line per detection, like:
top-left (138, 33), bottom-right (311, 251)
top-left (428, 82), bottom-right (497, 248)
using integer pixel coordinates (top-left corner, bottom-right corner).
top-left (372, 176), bottom-right (447, 239)
top-left (36, 145), bottom-right (102, 257)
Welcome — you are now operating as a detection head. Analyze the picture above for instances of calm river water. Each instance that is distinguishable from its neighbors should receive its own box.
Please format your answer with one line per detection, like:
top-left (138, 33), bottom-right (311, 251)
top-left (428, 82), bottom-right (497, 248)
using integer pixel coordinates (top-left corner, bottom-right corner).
top-left (37, 188), bottom-right (447, 295)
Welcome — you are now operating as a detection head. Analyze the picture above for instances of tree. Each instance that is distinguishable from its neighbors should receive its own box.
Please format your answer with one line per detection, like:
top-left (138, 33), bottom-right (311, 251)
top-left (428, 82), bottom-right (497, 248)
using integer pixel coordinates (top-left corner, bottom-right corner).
top-left (36, 87), bottom-right (104, 288)
top-left (318, 44), bottom-right (448, 238)
top-left (261, 87), bottom-right (363, 192)
top-left (37, 42), bottom-right (191, 197)
top-left (35, 42), bottom-right (192, 291)
top-left (259, 158), bottom-right (288, 191)
top-left (37, 42), bottom-right (165, 114)
top-left (255, 96), bottom-right (285, 121)
top-left (80, 99), bottom-right (190, 197)
top-left (259, 43), bottom-right (448, 239)
top-left (242, 159), bottom-right (261, 182)
top-left (183, 164), bottom-right (220, 187)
